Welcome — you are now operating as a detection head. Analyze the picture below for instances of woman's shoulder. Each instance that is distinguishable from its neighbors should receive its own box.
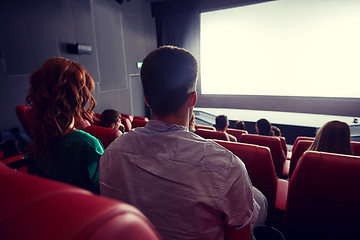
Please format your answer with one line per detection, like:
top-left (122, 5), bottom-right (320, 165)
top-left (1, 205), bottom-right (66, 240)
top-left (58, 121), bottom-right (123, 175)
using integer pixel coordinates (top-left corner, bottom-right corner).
top-left (63, 130), bottom-right (103, 148)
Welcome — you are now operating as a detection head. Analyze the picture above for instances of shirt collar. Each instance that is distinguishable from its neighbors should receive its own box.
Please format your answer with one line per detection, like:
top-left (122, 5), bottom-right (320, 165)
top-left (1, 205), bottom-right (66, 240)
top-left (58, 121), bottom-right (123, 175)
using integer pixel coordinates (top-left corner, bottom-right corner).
top-left (145, 119), bottom-right (188, 132)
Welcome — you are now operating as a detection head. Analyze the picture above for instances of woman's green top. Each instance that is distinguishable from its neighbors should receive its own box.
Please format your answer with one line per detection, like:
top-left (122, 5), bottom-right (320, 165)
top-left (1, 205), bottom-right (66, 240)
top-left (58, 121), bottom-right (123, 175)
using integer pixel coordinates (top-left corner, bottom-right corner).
top-left (38, 130), bottom-right (104, 194)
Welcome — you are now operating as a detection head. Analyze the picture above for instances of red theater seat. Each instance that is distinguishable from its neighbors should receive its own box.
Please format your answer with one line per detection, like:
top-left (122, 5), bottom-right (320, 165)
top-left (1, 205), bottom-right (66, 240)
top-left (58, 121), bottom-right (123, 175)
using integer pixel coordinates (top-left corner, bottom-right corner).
top-left (288, 140), bottom-right (313, 177)
top-left (0, 163), bottom-right (161, 240)
top-left (195, 129), bottom-right (229, 141)
top-left (131, 117), bottom-right (149, 128)
top-left (226, 128), bottom-right (248, 142)
top-left (15, 105), bottom-right (35, 138)
top-left (84, 125), bottom-right (122, 149)
top-left (351, 141), bottom-right (360, 156)
top-left (283, 151), bottom-right (360, 240)
top-left (121, 116), bottom-right (132, 132)
top-left (292, 136), bottom-right (314, 150)
top-left (121, 113), bottom-right (134, 122)
top-left (239, 134), bottom-right (286, 174)
top-left (213, 140), bottom-right (277, 224)
top-left (195, 125), bottom-right (216, 131)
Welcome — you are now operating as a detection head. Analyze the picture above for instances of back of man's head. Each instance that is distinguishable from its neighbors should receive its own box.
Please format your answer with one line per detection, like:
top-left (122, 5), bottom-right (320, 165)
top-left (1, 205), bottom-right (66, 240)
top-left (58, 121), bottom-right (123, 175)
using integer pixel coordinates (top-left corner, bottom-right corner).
top-left (256, 118), bottom-right (272, 136)
top-left (101, 109), bottom-right (121, 128)
top-left (140, 45), bottom-right (198, 117)
top-left (215, 115), bottom-right (228, 131)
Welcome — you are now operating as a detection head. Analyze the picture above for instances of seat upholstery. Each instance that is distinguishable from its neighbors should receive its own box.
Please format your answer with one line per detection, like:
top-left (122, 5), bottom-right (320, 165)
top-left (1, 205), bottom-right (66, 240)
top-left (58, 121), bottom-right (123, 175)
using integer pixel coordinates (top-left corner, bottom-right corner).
top-left (213, 140), bottom-right (278, 224)
top-left (0, 163), bottom-right (161, 240)
top-left (195, 129), bottom-right (230, 141)
top-left (239, 134), bottom-right (286, 174)
top-left (15, 105), bottom-right (35, 138)
top-left (131, 117), bottom-right (149, 129)
top-left (283, 151), bottom-right (360, 239)
top-left (121, 113), bottom-right (134, 122)
top-left (288, 140), bottom-right (313, 177)
top-left (84, 125), bottom-right (122, 149)
top-left (226, 128), bottom-right (248, 142)
top-left (121, 116), bottom-right (132, 132)
top-left (351, 141), bottom-right (360, 156)
top-left (195, 125), bottom-right (216, 131)
top-left (292, 136), bottom-right (314, 150)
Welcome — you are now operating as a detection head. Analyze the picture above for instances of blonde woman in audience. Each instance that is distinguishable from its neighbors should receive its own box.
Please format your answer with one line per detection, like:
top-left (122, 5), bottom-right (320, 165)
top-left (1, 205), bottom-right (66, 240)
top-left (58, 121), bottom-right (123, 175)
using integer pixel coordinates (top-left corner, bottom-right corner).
top-left (26, 57), bottom-right (104, 194)
top-left (309, 120), bottom-right (352, 155)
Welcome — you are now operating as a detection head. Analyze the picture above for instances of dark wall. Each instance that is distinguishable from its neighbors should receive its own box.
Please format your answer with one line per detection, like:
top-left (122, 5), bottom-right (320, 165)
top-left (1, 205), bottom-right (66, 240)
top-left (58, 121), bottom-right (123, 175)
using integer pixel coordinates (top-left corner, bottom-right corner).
top-left (0, 0), bottom-right (156, 131)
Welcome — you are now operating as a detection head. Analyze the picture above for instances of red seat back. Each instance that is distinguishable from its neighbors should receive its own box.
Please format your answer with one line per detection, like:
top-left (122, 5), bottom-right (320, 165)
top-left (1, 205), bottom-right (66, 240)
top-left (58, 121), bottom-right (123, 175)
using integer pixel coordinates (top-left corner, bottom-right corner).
top-left (121, 113), bottom-right (134, 122)
top-left (292, 136), bottom-right (314, 150)
top-left (283, 151), bottom-right (360, 239)
top-left (213, 140), bottom-right (277, 224)
top-left (0, 163), bottom-right (161, 240)
top-left (289, 140), bottom-right (313, 177)
top-left (195, 129), bottom-right (229, 141)
top-left (277, 136), bottom-right (288, 155)
top-left (121, 117), bottom-right (132, 132)
top-left (84, 125), bottom-right (121, 149)
top-left (195, 125), bottom-right (216, 131)
top-left (15, 105), bottom-right (35, 138)
top-left (239, 134), bottom-right (286, 174)
top-left (226, 128), bottom-right (248, 142)
top-left (351, 141), bottom-right (360, 156)
top-left (131, 118), bottom-right (149, 129)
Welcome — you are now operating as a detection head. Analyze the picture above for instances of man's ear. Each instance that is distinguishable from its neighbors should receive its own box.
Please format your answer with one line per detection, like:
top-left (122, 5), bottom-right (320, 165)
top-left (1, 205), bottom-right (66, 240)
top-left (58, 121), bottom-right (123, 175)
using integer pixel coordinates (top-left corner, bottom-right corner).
top-left (188, 91), bottom-right (197, 107)
top-left (110, 122), bottom-right (116, 129)
top-left (144, 96), bottom-right (150, 107)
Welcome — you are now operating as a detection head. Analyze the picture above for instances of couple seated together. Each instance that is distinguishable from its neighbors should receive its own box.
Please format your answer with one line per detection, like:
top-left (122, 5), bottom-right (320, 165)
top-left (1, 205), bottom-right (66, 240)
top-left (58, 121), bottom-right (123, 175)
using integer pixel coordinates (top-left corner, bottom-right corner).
top-left (27, 46), bottom-right (267, 240)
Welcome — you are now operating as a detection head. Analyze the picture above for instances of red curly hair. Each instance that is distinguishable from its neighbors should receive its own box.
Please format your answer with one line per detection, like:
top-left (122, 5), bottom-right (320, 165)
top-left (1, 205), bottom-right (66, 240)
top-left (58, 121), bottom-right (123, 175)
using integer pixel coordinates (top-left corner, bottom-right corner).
top-left (26, 57), bottom-right (96, 159)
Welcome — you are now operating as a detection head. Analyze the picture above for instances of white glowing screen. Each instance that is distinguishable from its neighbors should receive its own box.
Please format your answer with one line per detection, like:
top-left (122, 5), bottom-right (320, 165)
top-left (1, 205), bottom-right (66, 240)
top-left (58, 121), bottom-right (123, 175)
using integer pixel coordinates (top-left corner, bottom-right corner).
top-left (200, 0), bottom-right (360, 98)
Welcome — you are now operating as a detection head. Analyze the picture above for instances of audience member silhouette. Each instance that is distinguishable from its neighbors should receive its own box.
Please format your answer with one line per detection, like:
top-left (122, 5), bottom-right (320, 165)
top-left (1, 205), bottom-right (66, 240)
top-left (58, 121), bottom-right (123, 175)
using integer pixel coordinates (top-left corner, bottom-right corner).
top-left (309, 120), bottom-right (352, 155)
top-left (215, 115), bottom-right (237, 142)
top-left (26, 57), bottom-right (104, 194)
top-left (271, 126), bottom-right (282, 136)
top-left (100, 46), bottom-right (266, 239)
top-left (234, 120), bottom-right (246, 130)
top-left (100, 109), bottom-right (125, 133)
top-left (256, 118), bottom-right (273, 136)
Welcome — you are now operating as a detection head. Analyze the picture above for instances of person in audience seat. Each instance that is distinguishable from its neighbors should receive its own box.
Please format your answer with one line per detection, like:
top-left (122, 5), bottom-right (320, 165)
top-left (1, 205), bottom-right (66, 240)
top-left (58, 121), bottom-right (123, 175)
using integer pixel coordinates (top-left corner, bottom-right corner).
top-left (99, 45), bottom-right (267, 240)
top-left (26, 57), bottom-right (104, 194)
top-left (215, 115), bottom-right (237, 142)
top-left (309, 120), bottom-right (352, 155)
top-left (100, 109), bottom-right (125, 133)
top-left (271, 126), bottom-right (282, 136)
top-left (234, 120), bottom-right (246, 130)
top-left (256, 118), bottom-right (273, 136)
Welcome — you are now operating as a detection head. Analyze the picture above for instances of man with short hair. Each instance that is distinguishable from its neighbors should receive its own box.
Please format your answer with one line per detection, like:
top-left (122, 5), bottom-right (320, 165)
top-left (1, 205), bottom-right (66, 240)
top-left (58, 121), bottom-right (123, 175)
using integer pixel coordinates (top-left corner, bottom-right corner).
top-left (99, 46), bottom-right (265, 240)
top-left (215, 114), bottom-right (237, 142)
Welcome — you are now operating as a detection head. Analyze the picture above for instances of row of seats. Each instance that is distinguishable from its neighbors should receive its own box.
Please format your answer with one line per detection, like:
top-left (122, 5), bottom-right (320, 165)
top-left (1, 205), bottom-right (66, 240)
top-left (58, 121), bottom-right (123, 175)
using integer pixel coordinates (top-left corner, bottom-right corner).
top-left (213, 139), bottom-right (360, 239)
top-left (195, 126), bottom-right (286, 174)
top-left (15, 105), bottom-right (149, 149)
top-left (0, 162), bottom-right (161, 240)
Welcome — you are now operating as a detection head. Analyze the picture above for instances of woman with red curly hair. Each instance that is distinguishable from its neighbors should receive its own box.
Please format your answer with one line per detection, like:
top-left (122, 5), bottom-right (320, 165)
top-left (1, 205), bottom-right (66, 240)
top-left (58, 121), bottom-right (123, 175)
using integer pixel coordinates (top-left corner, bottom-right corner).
top-left (26, 57), bottom-right (104, 193)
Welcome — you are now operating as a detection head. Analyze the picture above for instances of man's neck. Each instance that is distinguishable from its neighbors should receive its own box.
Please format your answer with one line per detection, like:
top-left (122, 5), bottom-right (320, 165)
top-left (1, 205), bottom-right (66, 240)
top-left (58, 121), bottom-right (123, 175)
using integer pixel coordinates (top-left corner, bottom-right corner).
top-left (151, 107), bottom-right (191, 128)
top-left (152, 114), bottom-right (188, 127)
